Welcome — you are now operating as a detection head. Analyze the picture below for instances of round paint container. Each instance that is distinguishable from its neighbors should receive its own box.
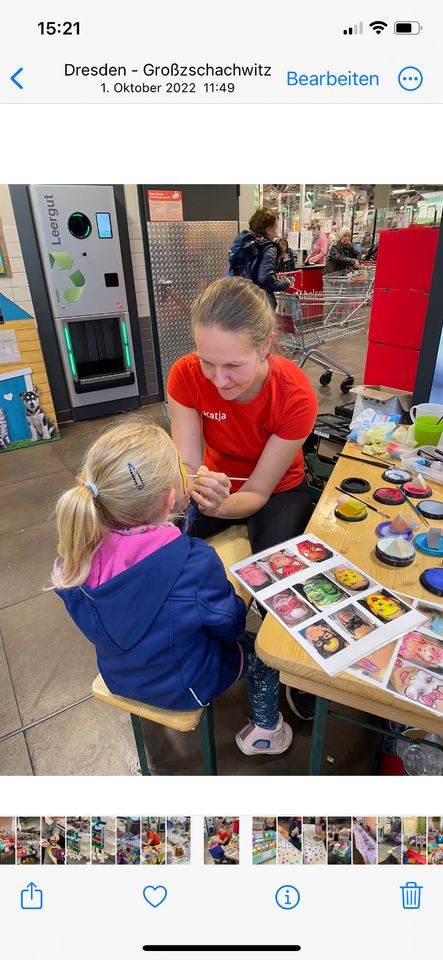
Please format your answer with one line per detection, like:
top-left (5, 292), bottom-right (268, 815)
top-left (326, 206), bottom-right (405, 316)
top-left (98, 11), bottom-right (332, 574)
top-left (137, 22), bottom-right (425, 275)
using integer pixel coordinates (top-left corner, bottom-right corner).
top-left (373, 487), bottom-right (406, 506)
top-left (334, 506), bottom-right (367, 523)
top-left (340, 477), bottom-right (371, 495)
top-left (401, 480), bottom-right (433, 499)
top-left (420, 568), bottom-right (443, 597)
top-left (376, 521), bottom-right (413, 541)
top-left (416, 499), bottom-right (443, 520)
top-left (415, 533), bottom-right (443, 557)
top-left (375, 537), bottom-right (415, 567)
top-left (382, 468), bottom-right (412, 485)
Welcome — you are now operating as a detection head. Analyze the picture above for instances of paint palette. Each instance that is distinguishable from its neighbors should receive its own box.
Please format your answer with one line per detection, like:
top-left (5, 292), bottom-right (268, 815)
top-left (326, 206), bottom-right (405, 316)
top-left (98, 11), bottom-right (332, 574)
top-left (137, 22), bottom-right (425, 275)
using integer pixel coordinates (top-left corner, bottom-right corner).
top-left (340, 477), bottom-right (371, 495)
top-left (375, 536), bottom-right (415, 567)
top-left (417, 500), bottom-right (443, 520)
top-left (373, 487), bottom-right (406, 506)
top-left (334, 494), bottom-right (367, 522)
top-left (415, 531), bottom-right (443, 557)
top-left (382, 468), bottom-right (412, 485)
top-left (401, 474), bottom-right (433, 499)
top-left (420, 568), bottom-right (443, 597)
top-left (376, 514), bottom-right (414, 541)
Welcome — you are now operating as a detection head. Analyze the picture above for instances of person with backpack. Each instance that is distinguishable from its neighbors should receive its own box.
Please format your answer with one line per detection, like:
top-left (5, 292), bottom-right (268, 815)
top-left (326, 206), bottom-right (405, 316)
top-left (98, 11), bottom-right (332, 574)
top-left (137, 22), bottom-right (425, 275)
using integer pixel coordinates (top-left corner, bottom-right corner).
top-left (228, 207), bottom-right (291, 308)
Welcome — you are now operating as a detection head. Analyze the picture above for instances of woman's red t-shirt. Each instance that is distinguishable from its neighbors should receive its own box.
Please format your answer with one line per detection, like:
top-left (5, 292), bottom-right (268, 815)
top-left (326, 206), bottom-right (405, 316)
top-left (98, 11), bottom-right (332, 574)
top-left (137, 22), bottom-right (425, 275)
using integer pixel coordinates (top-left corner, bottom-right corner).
top-left (167, 353), bottom-right (318, 493)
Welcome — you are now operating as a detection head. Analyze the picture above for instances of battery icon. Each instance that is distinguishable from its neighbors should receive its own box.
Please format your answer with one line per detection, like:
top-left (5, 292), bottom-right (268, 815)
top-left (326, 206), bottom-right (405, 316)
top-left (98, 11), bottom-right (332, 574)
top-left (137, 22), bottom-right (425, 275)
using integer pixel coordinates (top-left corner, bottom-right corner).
top-left (394, 21), bottom-right (422, 34)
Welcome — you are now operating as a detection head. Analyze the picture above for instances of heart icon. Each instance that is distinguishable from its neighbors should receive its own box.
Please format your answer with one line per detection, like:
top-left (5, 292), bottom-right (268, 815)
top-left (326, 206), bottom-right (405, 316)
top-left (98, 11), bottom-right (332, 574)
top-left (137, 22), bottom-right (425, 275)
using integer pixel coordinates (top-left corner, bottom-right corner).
top-left (3, 394), bottom-right (13, 401)
top-left (142, 885), bottom-right (167, 908)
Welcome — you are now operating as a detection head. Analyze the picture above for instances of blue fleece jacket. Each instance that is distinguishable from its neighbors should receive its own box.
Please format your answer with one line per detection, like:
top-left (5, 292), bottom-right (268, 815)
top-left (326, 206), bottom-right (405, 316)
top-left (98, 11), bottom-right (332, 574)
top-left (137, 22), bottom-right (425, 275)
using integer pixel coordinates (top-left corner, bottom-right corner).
top-left (56, 535), bottom-right (246, 711)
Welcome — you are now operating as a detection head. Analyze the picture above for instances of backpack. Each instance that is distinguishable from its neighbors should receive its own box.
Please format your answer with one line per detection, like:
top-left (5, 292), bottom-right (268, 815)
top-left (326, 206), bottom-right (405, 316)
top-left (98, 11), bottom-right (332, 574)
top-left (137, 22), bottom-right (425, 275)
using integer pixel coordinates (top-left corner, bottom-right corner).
top-left (227, 230), bottom-right (273, 282)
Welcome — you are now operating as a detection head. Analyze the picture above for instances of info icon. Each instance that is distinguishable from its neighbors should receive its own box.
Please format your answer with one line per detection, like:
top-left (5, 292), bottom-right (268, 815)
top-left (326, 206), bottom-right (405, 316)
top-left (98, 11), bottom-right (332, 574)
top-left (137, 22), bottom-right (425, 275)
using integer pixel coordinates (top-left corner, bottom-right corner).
top-left (275, 884), bottom-right (301, 910)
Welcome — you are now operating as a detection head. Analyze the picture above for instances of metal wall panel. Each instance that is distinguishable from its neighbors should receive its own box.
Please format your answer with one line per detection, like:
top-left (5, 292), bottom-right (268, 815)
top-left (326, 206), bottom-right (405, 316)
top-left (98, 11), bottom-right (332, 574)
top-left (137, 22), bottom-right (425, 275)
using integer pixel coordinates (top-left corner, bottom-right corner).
top-left (147, 220), bottom-right (237, 392)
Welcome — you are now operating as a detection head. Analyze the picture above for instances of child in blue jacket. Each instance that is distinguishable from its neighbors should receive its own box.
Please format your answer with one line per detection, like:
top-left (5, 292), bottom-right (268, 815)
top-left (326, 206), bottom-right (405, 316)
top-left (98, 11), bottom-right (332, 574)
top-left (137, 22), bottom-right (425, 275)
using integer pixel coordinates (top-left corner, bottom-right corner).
top-left (52, 417), bottom-right (292, 756)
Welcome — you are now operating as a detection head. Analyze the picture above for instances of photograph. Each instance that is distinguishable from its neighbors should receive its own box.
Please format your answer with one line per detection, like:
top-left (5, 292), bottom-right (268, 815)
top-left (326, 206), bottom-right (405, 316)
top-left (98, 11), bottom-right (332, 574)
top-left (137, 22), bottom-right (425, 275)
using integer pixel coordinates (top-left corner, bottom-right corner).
top-left (329, 604), bottom-right (376, 640)
top-left (258, 549), bottom-right (307, 580)
top-left (402, 817), bottom-right (427, 865)
top-left (415, 603), bottom-right (443, 637)
top-left (142, 817), bottom-right (166, 865)
top-left (327, 565), bottom-right (371, 593)
top-left (0, 818), bottom-right (15, 865)
top-left (295, 540), bottom-right (334, 563)
top-left (278, 817), bottom-right (303, 864)
top-left (327, 818), bottom-right (352, 864)
top-left (91, 817), bottom-right (116, 864)
top-left (352, 818), bottom-right (377, 865)
top-left (349, 641), bottom-right (397, 684)
top-left (204, 817), bottom-right (239, 865)
top-left (41, 816), bottom-right (65, 865)
top-left (117, 817), bottom-right (141, 865)
top-left (66, 818), bottom-right (91, 865)
top-left (16, 817), bottom-right (41, 865)
top-left (377, 818), bottom-right (402, 864)
top-left (302, 818), bottom-right (327, 865)
top-left (298, 620), bottom-right (349, 659)
top-left (294, 574), bottom-right (347, 610)
top-left (427, 817), bottom-right (443, 864)
top-left (166, 817), bottom-right (191, 865)
top-left (387, 658), bottom-right (443, 713)
top-left (235, 561), bottom-right (274, 592)
top-left (252, 817), bottom-right (277, 865)
top-left (267, 588), bottom-right (315, 629)
top-left (397, 630), bottom-right (443, 676)
top-left (358, 590), bottom-right (409, 623)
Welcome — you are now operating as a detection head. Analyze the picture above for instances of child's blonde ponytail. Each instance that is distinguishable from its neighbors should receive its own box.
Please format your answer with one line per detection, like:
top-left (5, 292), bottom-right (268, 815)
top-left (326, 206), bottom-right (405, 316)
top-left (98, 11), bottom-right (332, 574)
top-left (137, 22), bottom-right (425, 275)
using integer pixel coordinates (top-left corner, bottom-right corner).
top-left (51, 416), bottom-right (184, 589)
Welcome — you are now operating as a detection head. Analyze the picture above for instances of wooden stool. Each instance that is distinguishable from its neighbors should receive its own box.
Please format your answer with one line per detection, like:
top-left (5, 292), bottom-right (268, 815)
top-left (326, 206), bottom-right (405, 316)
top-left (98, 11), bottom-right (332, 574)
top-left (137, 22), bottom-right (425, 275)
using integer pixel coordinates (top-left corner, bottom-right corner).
top-left (91, 524), bottom-right (251, 775)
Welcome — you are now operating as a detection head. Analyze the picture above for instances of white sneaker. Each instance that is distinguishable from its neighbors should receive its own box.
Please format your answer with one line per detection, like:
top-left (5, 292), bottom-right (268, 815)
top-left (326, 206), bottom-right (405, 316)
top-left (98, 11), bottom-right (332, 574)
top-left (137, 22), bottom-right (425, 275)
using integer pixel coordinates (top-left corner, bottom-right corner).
top-left (235, 712), bottom-right (293, 756)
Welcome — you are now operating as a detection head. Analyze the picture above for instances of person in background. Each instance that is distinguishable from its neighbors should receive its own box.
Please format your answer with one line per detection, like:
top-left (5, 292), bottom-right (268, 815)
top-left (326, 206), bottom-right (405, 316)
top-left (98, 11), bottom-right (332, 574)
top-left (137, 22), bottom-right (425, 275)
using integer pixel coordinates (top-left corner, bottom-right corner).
top-left (248, 207), bottom-right (292, 308)
top-left (305, 218), bottom-right (328, 266)
top-left (276, 237), bottom-right (296, 273)
top-left (323, 226), bottom-right (360, 276)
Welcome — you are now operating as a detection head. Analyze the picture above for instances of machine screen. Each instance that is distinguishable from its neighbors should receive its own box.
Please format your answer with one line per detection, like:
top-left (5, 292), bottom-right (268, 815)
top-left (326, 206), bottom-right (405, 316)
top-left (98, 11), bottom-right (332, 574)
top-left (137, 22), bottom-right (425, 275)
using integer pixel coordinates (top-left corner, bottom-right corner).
top-left (96, 212), bottom-right (113, 239)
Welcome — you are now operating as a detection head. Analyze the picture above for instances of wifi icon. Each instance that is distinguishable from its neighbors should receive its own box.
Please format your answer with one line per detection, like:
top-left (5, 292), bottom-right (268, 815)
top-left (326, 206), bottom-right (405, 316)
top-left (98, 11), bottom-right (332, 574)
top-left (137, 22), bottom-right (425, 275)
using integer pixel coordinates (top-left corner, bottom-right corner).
top-left (370, 20), bottom-right (388, 34)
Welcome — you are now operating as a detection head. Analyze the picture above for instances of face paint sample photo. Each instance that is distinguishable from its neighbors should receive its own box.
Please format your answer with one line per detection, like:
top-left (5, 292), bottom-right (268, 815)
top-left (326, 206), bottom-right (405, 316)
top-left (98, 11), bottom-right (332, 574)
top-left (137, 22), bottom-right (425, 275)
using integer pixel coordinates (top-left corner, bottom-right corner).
top-left (329, 604), bottom-right (376, 641)
top-left (388, 658), bottom-right (443, 713)
top-left (415, 602), bottom-right (443, 637)
top-left (358, 590), bottom-right (409, 623)
top-left (267, 588), bottom-right (315, 628)
top-left (295, 574), bottom-right (347, 610)
top-left (327, 565), bottom-right (371, 593)
top-left (258, 548), bottom-right (307, 580)
top-left (235, 561), bottom-right (274, 592)
top-left (398, 630), bottom-right (443, 676)
top-left (349, 641), bottom-right (397, 684)
top-left (299, 620), bottom-right (349, 659)
top-left (295, 539), bottom-right (334, 563)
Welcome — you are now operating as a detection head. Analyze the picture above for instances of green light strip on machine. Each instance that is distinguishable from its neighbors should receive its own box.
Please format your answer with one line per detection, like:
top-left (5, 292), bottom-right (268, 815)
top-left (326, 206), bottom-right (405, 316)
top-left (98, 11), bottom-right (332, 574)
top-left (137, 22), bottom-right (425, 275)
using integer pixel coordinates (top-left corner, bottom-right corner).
top-left (63, 326), bottom-right (77, 377)
top-left (121, 320), bottom-right (132, 368)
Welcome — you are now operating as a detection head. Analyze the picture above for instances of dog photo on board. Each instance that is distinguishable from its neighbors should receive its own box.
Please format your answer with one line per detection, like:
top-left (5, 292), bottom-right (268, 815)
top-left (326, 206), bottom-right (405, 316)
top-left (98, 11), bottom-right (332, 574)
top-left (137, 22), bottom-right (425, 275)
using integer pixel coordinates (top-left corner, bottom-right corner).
top-left (19, 386), bottom-right (55, 441)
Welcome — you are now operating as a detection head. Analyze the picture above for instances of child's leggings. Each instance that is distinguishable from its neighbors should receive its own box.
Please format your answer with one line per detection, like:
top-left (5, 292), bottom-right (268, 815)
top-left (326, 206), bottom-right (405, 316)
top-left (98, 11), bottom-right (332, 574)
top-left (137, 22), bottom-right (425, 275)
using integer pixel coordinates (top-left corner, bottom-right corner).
top-left (238, 632), bottom-right (280, 730)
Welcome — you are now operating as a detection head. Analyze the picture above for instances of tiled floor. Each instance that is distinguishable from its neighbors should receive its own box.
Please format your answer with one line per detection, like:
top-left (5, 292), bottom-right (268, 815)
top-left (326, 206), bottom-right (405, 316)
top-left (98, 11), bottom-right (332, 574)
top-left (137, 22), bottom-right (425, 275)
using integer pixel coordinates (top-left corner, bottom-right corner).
top-left (0, 330), bottom-right (380, 776)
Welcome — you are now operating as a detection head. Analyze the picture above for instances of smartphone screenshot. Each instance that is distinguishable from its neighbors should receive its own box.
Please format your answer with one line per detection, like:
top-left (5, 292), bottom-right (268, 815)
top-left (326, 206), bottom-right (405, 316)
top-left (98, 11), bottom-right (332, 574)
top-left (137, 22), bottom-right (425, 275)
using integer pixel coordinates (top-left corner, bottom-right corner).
top-left (1, 3), bottom-right (442, 958)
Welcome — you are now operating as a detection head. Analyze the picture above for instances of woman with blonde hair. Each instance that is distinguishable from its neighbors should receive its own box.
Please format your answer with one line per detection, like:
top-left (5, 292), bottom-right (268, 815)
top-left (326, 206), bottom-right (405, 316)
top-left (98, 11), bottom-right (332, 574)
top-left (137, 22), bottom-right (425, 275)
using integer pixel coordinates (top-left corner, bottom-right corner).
top-left (168, 276), bottom-right (318, 723)
top-left (52, 417), bottom-right (292, 756)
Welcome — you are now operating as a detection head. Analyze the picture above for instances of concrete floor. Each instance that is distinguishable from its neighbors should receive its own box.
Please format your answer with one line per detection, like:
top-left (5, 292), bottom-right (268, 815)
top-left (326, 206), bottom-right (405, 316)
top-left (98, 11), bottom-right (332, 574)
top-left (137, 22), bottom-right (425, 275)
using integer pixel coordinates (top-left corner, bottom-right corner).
top-left (0, 330), bottom-right (380, 776)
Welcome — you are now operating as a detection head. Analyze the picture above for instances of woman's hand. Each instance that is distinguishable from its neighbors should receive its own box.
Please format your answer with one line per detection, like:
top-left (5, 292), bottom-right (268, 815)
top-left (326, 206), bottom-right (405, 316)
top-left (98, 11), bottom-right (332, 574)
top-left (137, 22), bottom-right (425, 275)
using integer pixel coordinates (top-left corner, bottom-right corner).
top-left (191, 466), bottom-right (231, 514)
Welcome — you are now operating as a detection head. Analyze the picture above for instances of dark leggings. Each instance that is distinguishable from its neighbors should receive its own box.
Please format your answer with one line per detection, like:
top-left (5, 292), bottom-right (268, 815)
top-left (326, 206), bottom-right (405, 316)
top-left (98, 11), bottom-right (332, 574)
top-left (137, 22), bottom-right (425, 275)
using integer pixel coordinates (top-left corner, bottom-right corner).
top-left (190, 481), bottom-right (313, 618)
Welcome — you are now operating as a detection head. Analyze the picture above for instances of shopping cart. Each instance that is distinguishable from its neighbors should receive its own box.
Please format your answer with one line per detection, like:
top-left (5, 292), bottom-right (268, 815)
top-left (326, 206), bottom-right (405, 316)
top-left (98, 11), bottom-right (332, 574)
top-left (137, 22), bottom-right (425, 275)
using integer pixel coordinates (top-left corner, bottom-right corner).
top-left (275, 264), bottom-right (376, 393)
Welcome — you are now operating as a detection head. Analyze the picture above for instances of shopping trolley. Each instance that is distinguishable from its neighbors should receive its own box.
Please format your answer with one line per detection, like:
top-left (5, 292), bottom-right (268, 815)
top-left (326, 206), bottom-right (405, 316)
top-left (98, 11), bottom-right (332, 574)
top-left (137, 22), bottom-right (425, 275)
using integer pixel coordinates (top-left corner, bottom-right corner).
top-left (400, 881), bottom-right (423, 910)
top-left (275, 264), bottom-right (376, 393)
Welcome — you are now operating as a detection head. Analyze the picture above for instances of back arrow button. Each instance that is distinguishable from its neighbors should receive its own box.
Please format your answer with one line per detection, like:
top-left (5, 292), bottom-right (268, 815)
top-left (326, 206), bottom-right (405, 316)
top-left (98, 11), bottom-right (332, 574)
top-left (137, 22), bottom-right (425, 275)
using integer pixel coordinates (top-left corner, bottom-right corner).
top-left (11, 68), bottom-right (24, 90)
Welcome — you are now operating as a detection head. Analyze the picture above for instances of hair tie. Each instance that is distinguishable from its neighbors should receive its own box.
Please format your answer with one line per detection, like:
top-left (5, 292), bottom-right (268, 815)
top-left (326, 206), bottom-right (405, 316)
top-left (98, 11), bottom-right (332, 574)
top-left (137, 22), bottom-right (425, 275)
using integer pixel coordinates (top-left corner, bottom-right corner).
top-left (85, 481), bottom-right (99, 498)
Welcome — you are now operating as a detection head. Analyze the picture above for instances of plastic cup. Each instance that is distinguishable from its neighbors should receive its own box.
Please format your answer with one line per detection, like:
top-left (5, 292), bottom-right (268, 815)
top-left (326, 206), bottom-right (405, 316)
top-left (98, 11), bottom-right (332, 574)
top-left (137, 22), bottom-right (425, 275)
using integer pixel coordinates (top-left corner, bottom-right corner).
top-left (410, 402), bottom-right (443, 423)
top-left (414, 415), bottom-right (443, 447)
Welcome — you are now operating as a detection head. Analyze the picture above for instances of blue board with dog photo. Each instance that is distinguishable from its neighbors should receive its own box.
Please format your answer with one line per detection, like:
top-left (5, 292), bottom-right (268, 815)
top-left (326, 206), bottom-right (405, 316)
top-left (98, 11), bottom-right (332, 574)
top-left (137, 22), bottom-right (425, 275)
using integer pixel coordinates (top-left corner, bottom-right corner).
top-left (0, 372), bottom-right (31, 442)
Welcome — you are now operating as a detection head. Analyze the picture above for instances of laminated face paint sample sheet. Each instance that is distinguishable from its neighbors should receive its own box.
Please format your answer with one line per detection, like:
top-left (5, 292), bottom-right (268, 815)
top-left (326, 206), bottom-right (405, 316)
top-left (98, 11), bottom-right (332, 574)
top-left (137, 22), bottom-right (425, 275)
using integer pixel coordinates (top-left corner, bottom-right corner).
top-left (230, 534), bottom-right (425, 677)
top-left (348, 598), bottom-right (443, 718)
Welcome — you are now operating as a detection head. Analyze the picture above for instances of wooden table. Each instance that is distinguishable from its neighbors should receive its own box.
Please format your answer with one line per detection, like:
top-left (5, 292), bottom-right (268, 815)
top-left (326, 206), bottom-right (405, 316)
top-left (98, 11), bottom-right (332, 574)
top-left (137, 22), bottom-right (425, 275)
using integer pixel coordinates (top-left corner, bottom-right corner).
top-left (256, 441), bottom-right (443, 774)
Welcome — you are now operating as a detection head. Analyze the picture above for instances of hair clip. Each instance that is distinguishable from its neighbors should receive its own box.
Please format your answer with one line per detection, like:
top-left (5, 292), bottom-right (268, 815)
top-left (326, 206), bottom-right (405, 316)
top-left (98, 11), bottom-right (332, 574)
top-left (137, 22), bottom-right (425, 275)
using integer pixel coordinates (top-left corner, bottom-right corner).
top-left (128, 462), bottom-right (145, 490)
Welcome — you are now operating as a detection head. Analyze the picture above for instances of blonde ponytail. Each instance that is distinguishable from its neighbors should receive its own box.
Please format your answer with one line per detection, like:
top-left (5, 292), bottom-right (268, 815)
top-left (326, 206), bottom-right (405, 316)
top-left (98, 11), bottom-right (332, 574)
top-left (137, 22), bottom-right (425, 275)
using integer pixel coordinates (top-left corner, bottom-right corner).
top-left (51, 416), bottom-right (183, 589)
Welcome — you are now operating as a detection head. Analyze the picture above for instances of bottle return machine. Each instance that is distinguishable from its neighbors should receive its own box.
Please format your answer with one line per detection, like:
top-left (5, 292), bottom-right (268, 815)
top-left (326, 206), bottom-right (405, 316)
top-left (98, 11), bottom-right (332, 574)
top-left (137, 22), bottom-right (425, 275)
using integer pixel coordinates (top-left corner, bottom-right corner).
top-left (29, 184), bottom-right (139, 415)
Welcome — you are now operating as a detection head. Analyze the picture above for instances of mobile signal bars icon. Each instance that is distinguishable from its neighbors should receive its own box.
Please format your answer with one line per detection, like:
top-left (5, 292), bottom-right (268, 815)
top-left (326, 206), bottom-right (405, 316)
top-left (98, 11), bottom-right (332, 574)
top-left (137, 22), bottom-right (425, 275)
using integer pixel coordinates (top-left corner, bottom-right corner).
top-left (343, 21), bottom-right (363, 35)
top-left (369, 20), bottom-right (388, 34)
